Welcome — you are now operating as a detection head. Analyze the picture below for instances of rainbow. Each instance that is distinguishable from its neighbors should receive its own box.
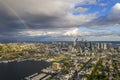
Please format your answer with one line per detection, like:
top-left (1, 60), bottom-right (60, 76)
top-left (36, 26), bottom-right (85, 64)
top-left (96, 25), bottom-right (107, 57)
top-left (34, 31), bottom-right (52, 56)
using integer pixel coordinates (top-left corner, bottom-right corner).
top-left (1, 0), bottom-right (30, 30)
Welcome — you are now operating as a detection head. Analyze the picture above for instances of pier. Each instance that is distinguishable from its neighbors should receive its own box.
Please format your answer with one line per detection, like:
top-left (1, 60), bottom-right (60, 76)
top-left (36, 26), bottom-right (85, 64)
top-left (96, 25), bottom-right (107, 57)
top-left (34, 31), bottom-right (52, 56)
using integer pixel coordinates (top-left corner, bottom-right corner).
top-left (24, 73), bottom-right (52, 80)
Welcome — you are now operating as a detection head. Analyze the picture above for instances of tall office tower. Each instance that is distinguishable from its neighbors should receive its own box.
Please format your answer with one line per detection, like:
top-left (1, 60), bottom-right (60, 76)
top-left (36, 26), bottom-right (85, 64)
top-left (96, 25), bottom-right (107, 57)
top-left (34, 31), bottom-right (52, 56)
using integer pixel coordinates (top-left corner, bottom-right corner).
top-left (86, 42), bottom-right (90, 48)
top-left (97, 43), bottom-right (100, 49)
top-left (107, 43), bottom-right (112, 50)
top-left (89, 42), bottom-right (93, 50)
top-left (118, 46), bottom-right (120, 52)
top-left (73, 38), bottom-right (78, 48)
top-left (100, 43), bottom-right (104, 49)
top-left (85, 40), bottom-right (89, 48)
top-left (103, 43), bottom-right (107, 50)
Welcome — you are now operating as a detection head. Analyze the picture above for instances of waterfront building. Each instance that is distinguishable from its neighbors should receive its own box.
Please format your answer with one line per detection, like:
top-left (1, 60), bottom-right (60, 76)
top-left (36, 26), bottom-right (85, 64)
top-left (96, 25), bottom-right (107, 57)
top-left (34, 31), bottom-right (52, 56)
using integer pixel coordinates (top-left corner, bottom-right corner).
top-left (52, 62), bottom-right (61, 71)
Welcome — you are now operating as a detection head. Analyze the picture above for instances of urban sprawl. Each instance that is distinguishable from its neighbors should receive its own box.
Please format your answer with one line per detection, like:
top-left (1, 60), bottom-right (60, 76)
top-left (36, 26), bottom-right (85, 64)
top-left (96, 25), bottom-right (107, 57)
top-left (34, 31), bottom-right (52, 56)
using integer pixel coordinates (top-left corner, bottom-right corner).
top-left (0, 39), bottom-right (120, 80)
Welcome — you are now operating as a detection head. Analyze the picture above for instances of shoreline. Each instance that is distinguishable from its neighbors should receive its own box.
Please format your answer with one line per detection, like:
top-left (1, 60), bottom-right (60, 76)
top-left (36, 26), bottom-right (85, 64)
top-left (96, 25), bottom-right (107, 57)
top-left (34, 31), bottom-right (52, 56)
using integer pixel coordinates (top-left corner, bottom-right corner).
top-left (0, 58), bottom-right (52, 64)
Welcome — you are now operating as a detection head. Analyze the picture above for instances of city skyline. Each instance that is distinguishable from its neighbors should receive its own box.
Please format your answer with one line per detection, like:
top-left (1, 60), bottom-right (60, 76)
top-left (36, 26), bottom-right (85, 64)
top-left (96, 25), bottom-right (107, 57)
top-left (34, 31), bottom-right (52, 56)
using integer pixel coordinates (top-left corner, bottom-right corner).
top-left (0, 0), bottom-right (120, 41)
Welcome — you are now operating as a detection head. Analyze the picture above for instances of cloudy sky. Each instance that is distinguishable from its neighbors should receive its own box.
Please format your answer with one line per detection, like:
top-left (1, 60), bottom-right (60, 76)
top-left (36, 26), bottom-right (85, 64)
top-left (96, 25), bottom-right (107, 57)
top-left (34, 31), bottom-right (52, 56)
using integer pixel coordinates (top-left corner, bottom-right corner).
top-left (0, 0), bottom-right (120, 41)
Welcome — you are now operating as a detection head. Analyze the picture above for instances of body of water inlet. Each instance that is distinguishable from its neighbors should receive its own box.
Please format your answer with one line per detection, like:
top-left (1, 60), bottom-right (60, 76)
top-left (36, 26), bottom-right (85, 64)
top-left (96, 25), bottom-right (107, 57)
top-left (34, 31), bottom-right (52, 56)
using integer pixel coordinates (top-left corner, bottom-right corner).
top-left (0, 60), bottom-right (51, 80)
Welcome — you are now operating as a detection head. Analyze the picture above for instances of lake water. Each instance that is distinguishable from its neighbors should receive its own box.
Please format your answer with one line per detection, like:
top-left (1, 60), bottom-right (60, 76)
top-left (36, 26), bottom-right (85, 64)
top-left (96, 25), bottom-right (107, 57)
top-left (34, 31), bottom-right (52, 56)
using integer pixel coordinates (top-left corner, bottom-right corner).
top-left (0, 60), bottom-right (51, 80)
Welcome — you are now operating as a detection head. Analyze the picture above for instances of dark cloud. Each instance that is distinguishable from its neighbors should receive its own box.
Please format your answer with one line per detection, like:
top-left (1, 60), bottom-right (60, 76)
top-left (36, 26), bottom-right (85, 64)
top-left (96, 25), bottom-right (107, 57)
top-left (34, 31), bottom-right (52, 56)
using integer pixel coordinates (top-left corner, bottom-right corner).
top-left (25, 14), bottom-right (61, 29)
top-left (0, 0), bottom-right (120, 41)
top-left (0, 3), bottom-right (26, 34)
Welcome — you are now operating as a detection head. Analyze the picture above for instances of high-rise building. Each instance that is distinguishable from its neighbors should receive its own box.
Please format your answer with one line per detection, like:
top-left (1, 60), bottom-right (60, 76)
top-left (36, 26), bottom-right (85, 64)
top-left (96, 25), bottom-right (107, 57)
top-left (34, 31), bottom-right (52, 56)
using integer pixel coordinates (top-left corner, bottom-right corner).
top-left (118, 46), bottom-right (120, 52)
top-left (97, 43), bottom-right (100, 49)
top-left (103, 43), bottom-right (107, 50)
top-left (100, 43), bottom-right (104, 49)
top-left (107, 43), bottom-right (112, 50)
top-left (73, 38), bottom-right (78, 48)
top-left (89, 42), bottom-right (93, 51)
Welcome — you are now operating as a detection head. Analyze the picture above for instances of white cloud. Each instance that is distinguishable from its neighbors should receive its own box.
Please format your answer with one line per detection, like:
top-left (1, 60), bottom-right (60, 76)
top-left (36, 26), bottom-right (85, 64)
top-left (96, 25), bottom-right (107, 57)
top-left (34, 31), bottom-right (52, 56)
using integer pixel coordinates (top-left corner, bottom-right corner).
top-left (19, 28), bottom-right (91, 37)
top-left (18, 27), bottom-right (120, 41)
top-left (64, 28), bottom-right (79, 36)
top-left (19, 29), bottom-right (62, 37)
top-left (75, 7), bottom-right (88, 13)
top-left (99, 3), bottom-right (108, 6)
top-left (109, 3), bottom-right (120, 19)
top-left (112, 3), bottom-right (120, 10)
top-left (64, 28), bottom-right (90, 36)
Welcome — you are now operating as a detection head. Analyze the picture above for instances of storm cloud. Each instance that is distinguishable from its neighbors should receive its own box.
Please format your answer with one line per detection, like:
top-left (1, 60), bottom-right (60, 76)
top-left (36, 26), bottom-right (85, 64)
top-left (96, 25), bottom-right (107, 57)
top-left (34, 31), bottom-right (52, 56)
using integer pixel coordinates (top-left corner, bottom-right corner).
top-left (0, 0), bottom-right (120, 41)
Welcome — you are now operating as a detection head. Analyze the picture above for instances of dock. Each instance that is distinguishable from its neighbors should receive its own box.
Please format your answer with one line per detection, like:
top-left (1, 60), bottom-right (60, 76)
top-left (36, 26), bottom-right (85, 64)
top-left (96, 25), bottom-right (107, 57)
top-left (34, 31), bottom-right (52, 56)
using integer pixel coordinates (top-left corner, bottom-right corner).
top-left (41, 75), bottom-right (52, 80)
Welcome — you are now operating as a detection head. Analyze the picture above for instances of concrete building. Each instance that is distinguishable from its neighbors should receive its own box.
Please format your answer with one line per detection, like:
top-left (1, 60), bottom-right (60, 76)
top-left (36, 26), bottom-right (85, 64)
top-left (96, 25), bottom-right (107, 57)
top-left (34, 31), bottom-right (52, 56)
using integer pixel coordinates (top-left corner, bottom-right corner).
top-left (52, 62), bottom-right (61, 70)
top-left (100, 43), bottom-right (104, 49)
top-left (103, 43), bottom-right (107, 50)
top-left (97, 43), bottom-right (100, 49)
